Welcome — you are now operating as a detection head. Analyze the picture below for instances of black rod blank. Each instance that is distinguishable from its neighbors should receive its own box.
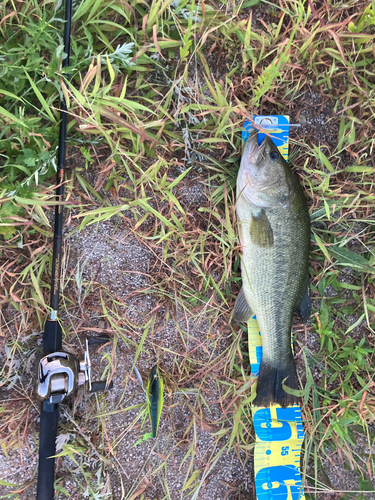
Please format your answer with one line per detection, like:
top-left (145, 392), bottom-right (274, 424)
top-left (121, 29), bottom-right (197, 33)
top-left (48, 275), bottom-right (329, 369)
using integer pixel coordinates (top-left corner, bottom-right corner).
top-left (50, 0), bottom-right (72, 315)
top-left (36, 1), bottom-right (73, 499)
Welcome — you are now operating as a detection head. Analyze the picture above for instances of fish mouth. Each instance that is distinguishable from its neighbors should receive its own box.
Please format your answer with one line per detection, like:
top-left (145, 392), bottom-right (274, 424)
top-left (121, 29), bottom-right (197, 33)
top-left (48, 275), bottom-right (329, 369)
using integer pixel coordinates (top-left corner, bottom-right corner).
top-left (248, 143), bottom-right (260, 163)
top-left (245, 132), bottom-right (269, 164)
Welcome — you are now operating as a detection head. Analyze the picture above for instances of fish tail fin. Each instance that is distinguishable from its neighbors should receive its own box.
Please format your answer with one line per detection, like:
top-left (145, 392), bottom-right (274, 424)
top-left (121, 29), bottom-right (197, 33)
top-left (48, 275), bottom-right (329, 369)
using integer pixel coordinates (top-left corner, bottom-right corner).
top-left (253, 358), bottom-right (299, 407)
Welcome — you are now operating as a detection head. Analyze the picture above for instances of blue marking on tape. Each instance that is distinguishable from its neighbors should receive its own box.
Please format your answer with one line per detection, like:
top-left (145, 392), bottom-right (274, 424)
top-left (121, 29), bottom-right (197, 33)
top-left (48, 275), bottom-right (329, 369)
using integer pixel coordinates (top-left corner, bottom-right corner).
top-left (256, 465), bottom-right (303, 500)
top-left (253, 408), bottom-right (293, 442)
top-left (242, 116), bottom-right (290, 155)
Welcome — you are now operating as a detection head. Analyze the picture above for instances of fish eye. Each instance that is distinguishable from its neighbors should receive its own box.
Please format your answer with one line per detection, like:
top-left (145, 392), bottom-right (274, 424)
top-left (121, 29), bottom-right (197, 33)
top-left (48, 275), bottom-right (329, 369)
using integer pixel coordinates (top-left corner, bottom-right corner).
top-left (270, 150), bottom-right (279, 161)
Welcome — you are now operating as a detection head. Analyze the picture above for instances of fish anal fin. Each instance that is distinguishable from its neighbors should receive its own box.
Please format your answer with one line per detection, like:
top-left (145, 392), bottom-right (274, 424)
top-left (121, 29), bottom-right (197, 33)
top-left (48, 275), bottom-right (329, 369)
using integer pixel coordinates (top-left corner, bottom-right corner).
top-left (250, 209), bottom-right (274, 248)
top-left (296, 282), bottom-right (311, 322)
top-left (233, 288), bottom-right (252, 323)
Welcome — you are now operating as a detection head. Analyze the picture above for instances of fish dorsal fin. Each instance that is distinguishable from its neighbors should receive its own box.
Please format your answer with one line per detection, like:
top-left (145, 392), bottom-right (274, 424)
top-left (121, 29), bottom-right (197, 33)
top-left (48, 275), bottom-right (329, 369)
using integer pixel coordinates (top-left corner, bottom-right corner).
top-left (233, 287), bottom-right (252, 322)
top-left (250, 209), bottom-right (274, 247)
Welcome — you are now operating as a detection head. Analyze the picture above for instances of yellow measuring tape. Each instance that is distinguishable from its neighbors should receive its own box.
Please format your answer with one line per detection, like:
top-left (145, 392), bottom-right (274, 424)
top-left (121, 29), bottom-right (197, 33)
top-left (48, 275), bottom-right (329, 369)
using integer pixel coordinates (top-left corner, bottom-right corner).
top-left (243, 116), bottom-right (305, 500)
top-left (248, 317), bottom-right (305, 500)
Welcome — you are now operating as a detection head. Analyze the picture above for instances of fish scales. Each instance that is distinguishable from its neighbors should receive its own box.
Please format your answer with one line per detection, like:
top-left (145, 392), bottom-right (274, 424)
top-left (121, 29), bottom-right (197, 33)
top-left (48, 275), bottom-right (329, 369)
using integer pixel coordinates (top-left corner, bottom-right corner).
top-left (238, 189), bottom-right (309, 362)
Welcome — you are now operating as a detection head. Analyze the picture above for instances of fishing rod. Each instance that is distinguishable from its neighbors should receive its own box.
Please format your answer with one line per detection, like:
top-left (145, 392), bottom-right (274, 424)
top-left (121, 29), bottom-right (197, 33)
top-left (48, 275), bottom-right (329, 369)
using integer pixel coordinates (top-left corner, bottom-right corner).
top-left (35, 2), bottom-right (112, 498)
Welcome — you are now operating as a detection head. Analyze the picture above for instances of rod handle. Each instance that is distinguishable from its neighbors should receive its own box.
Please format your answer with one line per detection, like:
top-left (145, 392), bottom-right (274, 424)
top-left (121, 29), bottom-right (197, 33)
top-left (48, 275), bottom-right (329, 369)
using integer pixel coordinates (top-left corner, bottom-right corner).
top-left (36, 403), bottom-right (59, 500)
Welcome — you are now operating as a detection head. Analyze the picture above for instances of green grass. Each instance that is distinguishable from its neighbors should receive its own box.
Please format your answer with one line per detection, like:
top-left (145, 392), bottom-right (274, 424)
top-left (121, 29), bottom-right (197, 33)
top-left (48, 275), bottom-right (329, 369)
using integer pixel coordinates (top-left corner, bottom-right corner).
top-left (1, 0), bottom-right (375, 498)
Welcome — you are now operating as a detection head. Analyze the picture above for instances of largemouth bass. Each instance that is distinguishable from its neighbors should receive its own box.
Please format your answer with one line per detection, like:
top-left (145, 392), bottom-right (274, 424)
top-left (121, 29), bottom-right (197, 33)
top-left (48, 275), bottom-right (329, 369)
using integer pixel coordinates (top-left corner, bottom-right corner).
top-left (235, 131), bottom-right (310, 407)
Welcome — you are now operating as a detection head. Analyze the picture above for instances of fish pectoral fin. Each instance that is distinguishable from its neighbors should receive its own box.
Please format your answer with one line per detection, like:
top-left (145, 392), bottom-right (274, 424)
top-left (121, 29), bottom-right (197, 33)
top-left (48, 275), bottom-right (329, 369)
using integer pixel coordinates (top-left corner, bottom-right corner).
top-left (250, 209), bottom-right (274, 247)
top-left (295, 282), bottom-right (311, 322)
top-left (233, 287), bottom-right (252, 322)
